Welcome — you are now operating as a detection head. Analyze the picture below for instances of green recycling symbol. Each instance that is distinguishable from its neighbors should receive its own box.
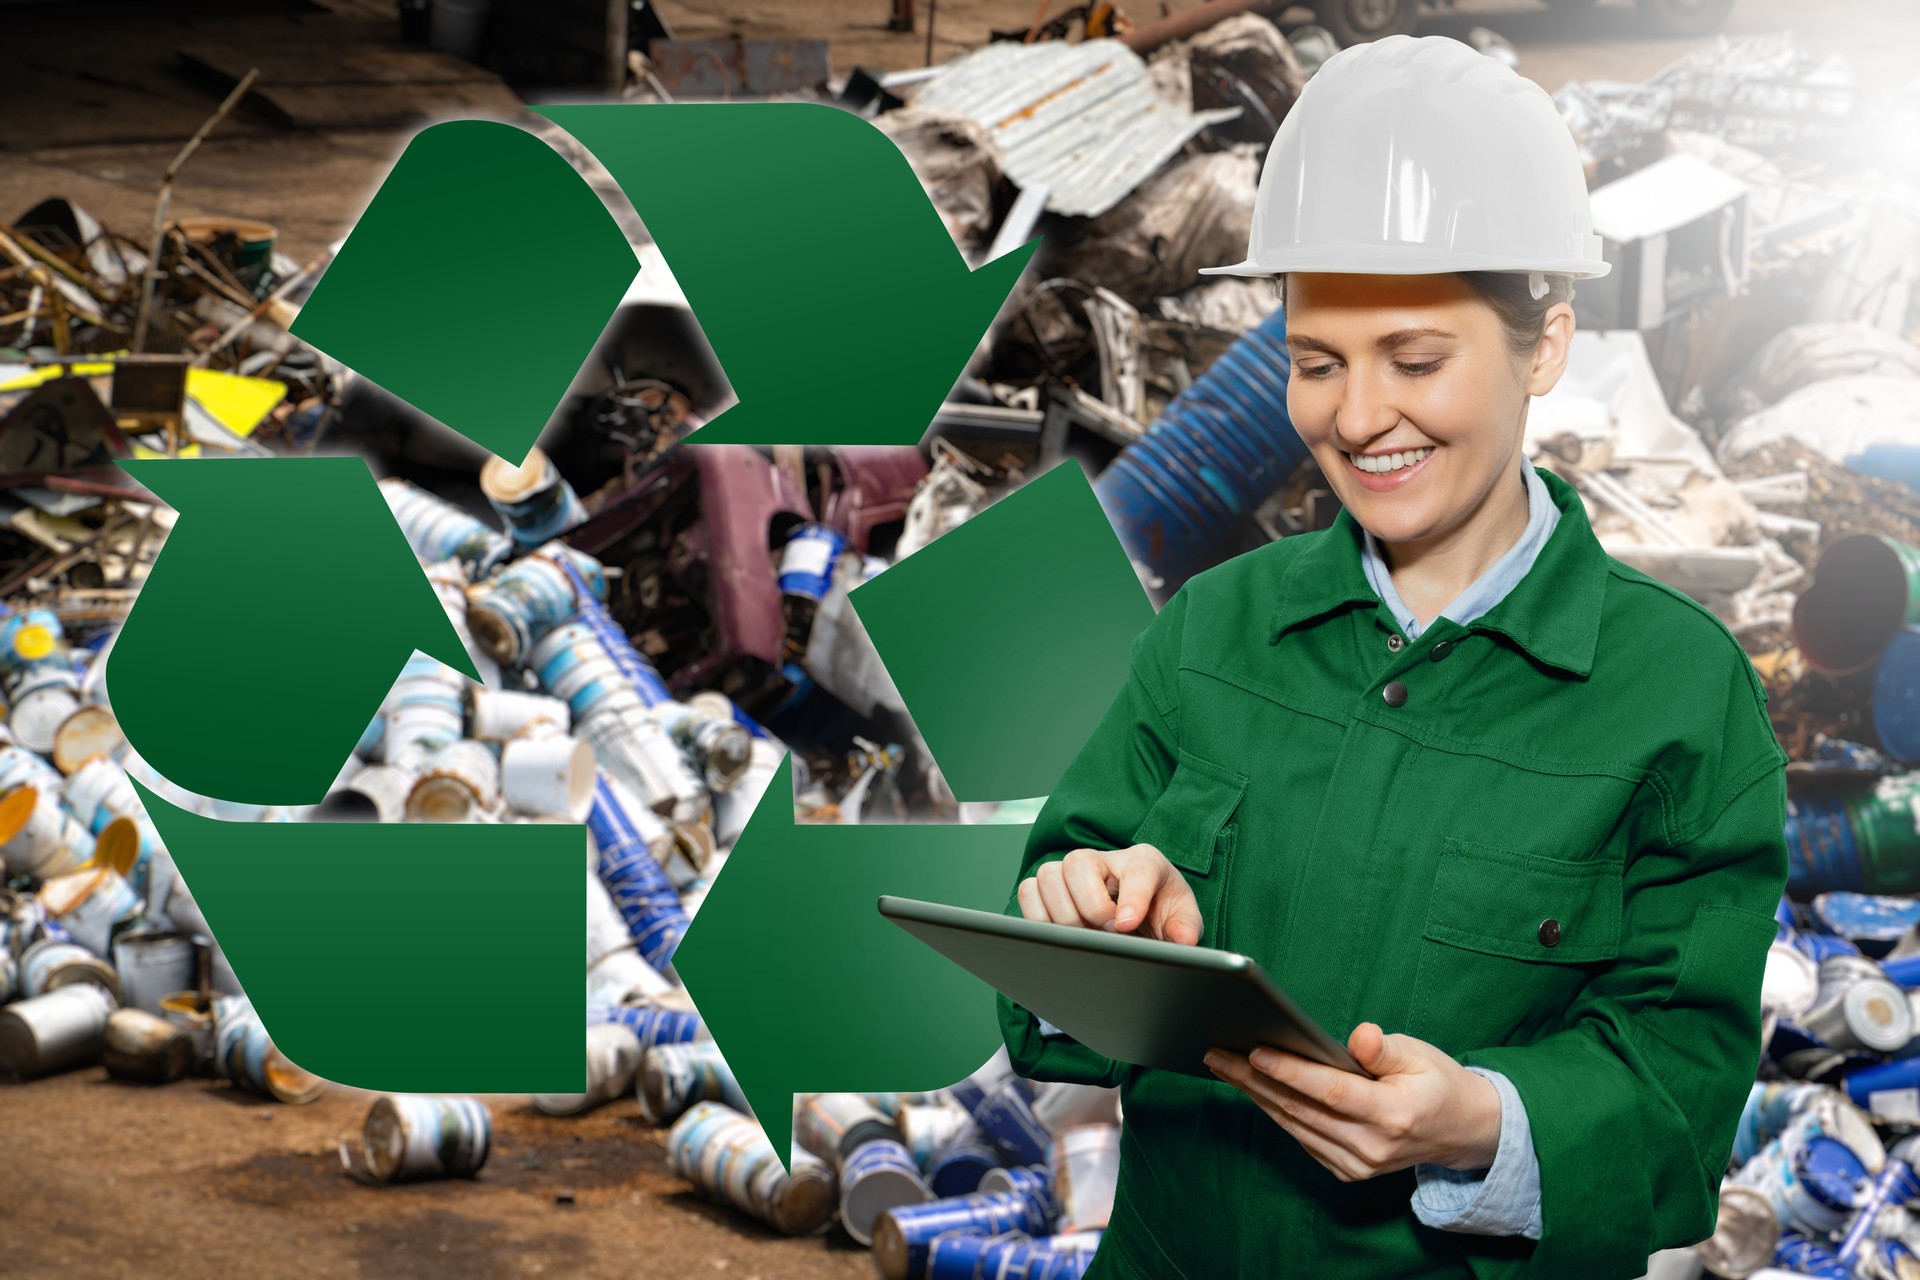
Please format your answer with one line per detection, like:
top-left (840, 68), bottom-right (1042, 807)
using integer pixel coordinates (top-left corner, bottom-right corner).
top-left (108, 104), bottom-right (1154, 1160)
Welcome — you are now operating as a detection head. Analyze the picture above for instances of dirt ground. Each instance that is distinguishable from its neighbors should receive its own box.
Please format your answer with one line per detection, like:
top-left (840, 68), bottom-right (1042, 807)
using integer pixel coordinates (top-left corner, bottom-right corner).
top-left (0, 1066), bottom-right (871, 1279)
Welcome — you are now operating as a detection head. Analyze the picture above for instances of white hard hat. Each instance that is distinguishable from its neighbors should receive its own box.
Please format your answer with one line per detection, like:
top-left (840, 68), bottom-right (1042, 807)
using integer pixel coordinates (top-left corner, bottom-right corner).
top-left (1201, 34), bottom-right (1610, 284)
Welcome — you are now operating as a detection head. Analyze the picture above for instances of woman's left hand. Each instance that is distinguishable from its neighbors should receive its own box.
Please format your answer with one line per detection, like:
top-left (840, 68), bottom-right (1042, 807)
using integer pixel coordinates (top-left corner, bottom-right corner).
top-left (1203, 1023), bottom-right (1501, 1181)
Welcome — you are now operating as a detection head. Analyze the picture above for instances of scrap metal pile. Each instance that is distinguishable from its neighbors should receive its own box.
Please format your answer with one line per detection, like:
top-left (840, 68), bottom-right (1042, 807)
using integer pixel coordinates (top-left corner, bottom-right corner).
top-left (6, 10), bottom-right (1920, 1279)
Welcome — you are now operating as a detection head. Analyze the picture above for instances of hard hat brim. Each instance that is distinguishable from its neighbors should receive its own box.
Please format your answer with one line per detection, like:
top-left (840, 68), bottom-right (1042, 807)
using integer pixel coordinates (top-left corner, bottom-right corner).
top-left (1199, 253), bottom-right (1613, 280)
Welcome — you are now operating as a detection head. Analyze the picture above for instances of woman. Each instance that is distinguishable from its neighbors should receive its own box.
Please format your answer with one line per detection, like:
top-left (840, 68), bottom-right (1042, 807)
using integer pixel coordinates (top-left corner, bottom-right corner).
top-left (1000, 34), bottom-right (1789, 1280)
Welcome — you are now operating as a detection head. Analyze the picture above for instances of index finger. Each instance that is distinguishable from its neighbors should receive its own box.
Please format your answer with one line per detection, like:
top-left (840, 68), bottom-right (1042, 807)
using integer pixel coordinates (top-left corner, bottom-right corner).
top-left (1248, 1044), bottom-right (1377, 1117)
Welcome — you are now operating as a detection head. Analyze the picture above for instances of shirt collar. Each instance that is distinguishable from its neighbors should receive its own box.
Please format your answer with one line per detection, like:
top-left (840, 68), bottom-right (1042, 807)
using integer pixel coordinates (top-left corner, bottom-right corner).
top-left (1267, 464), bottom-right (1609, 678)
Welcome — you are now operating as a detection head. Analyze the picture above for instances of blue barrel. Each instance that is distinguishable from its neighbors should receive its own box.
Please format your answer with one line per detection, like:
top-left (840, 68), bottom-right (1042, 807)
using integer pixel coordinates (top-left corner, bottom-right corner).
top-left (1873, 627), bottom-right (1920, 762)
top-left (587, 773), bottom-right (687, 971)
top-left (1093, 305), bottom-right (1304, 591)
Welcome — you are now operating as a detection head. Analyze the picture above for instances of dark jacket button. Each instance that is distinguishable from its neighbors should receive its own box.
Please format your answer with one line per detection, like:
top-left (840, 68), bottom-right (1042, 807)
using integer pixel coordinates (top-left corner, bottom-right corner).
top-left (1539, 918), bottom-right (1561, 947)
top-left (1387, 634), bottom-right (1404, 652)
top-left (1382, 681), bottom-right (1407, 708)
top-left (1430, 640), bottom-right (1454, 661)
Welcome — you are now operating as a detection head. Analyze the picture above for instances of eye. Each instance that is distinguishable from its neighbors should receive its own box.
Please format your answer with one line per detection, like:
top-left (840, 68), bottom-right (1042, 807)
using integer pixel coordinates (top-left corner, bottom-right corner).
top-left (1395, 361), bottom-right (1442, 377)
top-left (1294, 362), bottom-right (1338, 379)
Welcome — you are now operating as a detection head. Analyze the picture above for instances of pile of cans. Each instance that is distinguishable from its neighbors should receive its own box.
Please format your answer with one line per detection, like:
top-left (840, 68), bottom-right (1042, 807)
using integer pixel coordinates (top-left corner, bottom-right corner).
top-left (656, 1056), bottom-right (1117, 1278)
top-left (1688, 894), bottom-right (1920, 1278)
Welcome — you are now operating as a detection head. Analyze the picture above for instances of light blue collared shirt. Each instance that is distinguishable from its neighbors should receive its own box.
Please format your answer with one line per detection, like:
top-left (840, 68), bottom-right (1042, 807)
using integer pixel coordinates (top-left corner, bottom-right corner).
top-left (1363, 453), bottom-right (1556, 1240)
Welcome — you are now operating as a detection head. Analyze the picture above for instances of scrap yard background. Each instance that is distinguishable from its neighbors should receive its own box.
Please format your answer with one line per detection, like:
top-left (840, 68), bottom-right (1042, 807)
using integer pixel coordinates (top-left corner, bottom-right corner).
top-left (4, 0), bottom-right (1920, 1278)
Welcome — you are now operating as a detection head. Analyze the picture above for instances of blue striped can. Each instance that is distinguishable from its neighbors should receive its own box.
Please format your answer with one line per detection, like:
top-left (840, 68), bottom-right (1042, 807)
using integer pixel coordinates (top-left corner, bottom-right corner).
top-left (362, 1094), bottom-right (492, 1181)
top-left (377, 477), bottom-right (512, 578)
top-left (549, 556), bottom-right (674, 706)
top-left (1837, 1157), bottom-right (1920, 1266)
top-left (974, 1080), bottom-right (1053, 1168)
top-left (1735, 1133), bottom-right (1866, 1239)
top-left (839, 1137), bottom-right (933, 1247)
top-left (587, 773), bottom-right (687, 972)
top-left (466, 546), bottom-right (598, 667)
top-left (872, 1190), bottom-right (1055, 1280)
top-left (480, 447), bottom-right (587, 550)
top-left (984, 1231), bottom-right (1104, 1279)
top-left (1734, 1082), bottom-right (1883, 1168)
top-left (637, 1038), bottom-right (748, 1125)
top-left (977, 1163), bottom-right (1055, 1221)
top-left (590, 1000), bottom-right (707, 1054)
top-left (777, 523), bottom-right (847, 602)
top-left (667, 1100), bottom-right (838, 1235)
top-left (927, 1125), bottom-right (1001, 1198)
top-left (1776, 1230), bottom-right (1852, 1278)
top-left (927, 1229), bottom-right (1103, 1280)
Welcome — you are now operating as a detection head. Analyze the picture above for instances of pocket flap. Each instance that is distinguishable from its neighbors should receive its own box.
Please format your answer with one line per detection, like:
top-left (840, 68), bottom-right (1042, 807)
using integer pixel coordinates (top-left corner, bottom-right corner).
top-left (1132, 748), bottom-right (1247, 875)
top-left (1424, 837), bottom-right (1623, 963)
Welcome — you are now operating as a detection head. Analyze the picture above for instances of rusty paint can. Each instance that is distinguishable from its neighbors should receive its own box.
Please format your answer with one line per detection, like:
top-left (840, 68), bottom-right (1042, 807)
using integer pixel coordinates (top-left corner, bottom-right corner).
top-left (51, 702), bottom-right (124, 776)
top-left (405, 739), bottom-right (500, 821)
top-left (215, 994), bottom-right (325, 1104)
top-left (38, 864), bottom-right (140, 956)
top-left (19, 935), bottom-right (119, 1001)
top-left (361, 1094), bottom-right (493, 1181)
top-left (159, 990), bottom-right (218, 1075)
top-left (103, 1006), bottom-right (194, 1083)
top-left (0, 983), bottom-right (115, 1076)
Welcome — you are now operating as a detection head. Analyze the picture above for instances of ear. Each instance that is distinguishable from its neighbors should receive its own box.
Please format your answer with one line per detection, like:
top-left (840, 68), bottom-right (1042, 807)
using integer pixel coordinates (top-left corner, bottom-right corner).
top-left (1523, 301), bottom-right (1576, 397)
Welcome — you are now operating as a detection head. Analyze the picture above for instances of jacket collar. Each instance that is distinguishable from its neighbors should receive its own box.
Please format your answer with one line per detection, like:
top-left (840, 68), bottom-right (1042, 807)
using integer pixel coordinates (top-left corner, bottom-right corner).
top-left (1267, 465), bottom-right (1608, 678)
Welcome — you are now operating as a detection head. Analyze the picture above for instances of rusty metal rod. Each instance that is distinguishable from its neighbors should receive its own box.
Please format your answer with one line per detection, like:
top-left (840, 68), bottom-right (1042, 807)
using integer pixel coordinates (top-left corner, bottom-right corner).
top-left (131, 66), bottom-right (260, 353)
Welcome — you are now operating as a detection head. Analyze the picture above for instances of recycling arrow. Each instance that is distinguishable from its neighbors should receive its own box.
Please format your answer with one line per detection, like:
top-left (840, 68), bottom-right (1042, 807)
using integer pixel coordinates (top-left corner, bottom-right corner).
top-left (109, 456), bottom-right (479, 806)
top-left (289, 118), bottom-right (638, 464)
top-left (134, 780), bottom-right (584, 1092)
top-left (536, 102), bottom-right (1041, 447)
top-left (850, 459), bottom-right (1157, 801)
top-left (670, 753), bottom-right (1031, 1166)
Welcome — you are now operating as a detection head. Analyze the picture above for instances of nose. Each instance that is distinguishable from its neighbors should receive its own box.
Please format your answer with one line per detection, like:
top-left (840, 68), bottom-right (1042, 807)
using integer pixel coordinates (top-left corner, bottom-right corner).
top-left (1334, 368), bottom-right (1399, 449)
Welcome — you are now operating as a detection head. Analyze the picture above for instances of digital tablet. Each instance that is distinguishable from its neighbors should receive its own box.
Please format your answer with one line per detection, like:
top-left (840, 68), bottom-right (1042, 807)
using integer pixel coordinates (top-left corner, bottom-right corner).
top-left (878, 895), bottom-right (1374, 1081)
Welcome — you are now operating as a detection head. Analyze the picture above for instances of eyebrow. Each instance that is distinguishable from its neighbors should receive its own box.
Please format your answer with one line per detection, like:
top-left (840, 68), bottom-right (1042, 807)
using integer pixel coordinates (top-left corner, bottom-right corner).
top-left (1284, 327), bottom-right (1460, 354)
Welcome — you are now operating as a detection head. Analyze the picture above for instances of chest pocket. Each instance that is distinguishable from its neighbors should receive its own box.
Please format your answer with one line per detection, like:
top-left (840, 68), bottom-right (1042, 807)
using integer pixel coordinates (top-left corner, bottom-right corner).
top-left (1130, 747), bottom-right (1245, 950)
top-left (1408, 836), bottom-right (1624, 1054)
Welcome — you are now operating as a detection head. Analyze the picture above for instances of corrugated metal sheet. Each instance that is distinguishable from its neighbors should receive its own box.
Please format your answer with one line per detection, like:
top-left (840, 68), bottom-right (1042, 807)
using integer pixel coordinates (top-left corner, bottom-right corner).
top-left (908, 39), bottom-right (1242, 219)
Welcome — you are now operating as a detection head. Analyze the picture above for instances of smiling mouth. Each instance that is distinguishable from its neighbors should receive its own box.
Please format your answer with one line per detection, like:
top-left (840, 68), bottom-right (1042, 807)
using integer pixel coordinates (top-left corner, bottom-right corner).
top-left (1346, 446), bottom-right (1435, 475)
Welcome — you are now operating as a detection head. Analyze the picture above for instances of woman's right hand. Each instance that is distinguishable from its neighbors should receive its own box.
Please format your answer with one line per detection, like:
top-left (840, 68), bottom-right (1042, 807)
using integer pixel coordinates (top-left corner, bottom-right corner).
top-left (1016, 844), bottom-right (1204, 945)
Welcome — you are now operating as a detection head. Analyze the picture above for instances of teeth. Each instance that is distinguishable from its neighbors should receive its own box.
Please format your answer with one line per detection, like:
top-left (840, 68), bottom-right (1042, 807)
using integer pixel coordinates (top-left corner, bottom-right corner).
top-left (1348, 446), bottom-right (1434, 474)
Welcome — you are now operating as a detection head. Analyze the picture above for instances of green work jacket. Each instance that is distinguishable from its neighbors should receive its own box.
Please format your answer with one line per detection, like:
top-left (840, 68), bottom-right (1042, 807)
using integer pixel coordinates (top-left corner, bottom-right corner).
top-left (998, 464), bottom-right (1790, 1279)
